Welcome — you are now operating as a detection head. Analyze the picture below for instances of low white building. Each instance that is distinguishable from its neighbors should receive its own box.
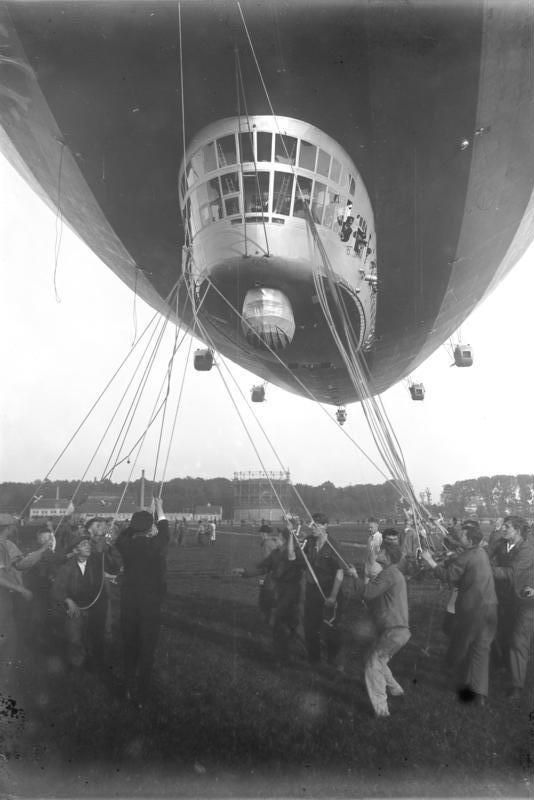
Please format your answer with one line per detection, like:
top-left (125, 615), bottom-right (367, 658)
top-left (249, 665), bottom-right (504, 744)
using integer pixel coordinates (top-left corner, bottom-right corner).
top-left (74, 496), bottom-right (139, 522)
top-left (165, 512), bottom-right (194, 522)
top-left (29, 499), bottom-right (73, 520)
top-left (194, 504), bottom-right (223, 522)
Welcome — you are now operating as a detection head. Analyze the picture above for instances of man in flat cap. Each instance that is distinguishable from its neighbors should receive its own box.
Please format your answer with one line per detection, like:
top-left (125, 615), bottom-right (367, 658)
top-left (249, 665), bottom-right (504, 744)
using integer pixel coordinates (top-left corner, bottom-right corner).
top-left (297, 512), bottom-right (346, 669)
top-left (348, 540), bottom-right (411, 718)
top-left (52, 529), bottom-right (121, 671)
top-left (115, 497), bottom-right (169, 706)
top-left (234, 526), bottom-right (304, 666)
top-left (491, 516), bottom-right (534, 703)
top-left (84, 517), bottom-right (122, 643)
top-left (422, 520), bottom-right (497, 707)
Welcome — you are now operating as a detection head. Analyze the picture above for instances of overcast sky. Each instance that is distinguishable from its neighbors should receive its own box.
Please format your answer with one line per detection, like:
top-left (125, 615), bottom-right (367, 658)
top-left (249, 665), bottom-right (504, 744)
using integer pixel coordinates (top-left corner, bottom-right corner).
top-left (1, 152), bottom-right (532, 505)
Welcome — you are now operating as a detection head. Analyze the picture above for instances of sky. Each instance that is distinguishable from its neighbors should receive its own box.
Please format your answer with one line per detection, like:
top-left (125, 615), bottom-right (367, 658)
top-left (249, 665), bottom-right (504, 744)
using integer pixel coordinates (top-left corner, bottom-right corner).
top-left (1, 151), bottom-right (533, 504)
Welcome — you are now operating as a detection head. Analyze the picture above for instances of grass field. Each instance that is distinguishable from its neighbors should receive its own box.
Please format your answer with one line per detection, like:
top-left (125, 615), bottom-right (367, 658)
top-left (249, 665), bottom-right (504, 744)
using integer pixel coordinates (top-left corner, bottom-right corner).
top-left (1, 525), bottom-right (532, 798)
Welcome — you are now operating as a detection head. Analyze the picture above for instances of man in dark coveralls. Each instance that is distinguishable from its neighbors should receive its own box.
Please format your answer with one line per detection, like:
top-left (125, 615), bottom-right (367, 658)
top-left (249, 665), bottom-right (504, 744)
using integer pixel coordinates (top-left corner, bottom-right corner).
top-left (115, 497), bottom-right (169, 704)
top-left (488, 519), bottom-right (515, 670)
top-left (491, 516), bottom-right (534, 702)
top-left (234, 527), bottom-right (304, 665)
top-left (422, 520), bottom-right (497, 706)
top-left (297, 513), bottom-right (345, 668)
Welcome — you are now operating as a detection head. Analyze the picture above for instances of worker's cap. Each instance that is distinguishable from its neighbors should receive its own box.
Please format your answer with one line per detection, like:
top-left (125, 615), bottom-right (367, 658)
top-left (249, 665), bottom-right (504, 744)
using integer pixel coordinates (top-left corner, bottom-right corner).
top-left (85, 517), bottom-right (105, 531)
top-left (129, 510), bottom-right (155, 533)
top-left (461, 519), bottom-right (481, 534)
top-left (66, 532), bottom-right (91, 554)
top-left (259, 523), bottom-right (273, 533)
top-left (312, 512), bottom-right (329, 525)
top-left (0, 513), bottom-right (17, 527)
top-left (460, 519), bottom-right (483, 544)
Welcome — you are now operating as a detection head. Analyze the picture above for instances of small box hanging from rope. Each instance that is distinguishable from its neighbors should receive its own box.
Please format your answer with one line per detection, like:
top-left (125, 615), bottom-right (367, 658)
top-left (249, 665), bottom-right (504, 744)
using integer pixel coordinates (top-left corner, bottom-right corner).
top-left (194, 349), bottom-right (214, 371)
top-left (453, 345), bottom-right (473, 367)
top-left (409, 383), bottom-right (425, 401)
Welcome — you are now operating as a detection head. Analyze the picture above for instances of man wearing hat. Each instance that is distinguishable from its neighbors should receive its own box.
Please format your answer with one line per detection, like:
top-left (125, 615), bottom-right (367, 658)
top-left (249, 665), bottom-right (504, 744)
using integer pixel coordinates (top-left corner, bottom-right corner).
top-left (115, 497), bottom-right (169, 705)
top-left (257, 522), bottom-right (279, 624)
top-left (52, 529), bottom-right (121, 670)
top-left (84, 517), bottom-right (122, 642)
top-left (23, 528), bottom-right (64, 650)
top-left (422, 520), bottom-right (497, 707)
top-left (0, 514), bottom-right (39, 686)
top-left (491, 516), bottom-right (534, 703)
top-left (348, 541), bottom-right (410, 718)
top-left (234, 526), bottom-right (304, 665)
top-left (296, 512), bottom-right (346, 668)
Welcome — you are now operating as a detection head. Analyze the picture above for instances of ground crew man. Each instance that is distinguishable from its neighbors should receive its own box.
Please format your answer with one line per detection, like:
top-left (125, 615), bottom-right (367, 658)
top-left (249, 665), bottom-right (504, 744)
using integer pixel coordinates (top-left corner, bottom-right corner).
top-left (0, 515), bottom-right (35, 687)
top-left (364, 518), bottom-right (382, 583)
top-left (85, 517), bottom-right (122, 642)
top-left (422, 520), bottom-right (497, 706)
top-left (491, 516), bottom-right (534, 702)
top-left (349, 541), bottom-right (410, 717)
top-left (234, 527), bottom-right (304, 665)
top-left (24, 528), bottom-right (62, 649)
top-left (115, 497), bottom-right (169, 706)
top-left (297, 513), bottom-right (345, 668)
top-left (488, 520), bottom-right (515, 670)
top-left (53, 531), bottom-right (121, 670)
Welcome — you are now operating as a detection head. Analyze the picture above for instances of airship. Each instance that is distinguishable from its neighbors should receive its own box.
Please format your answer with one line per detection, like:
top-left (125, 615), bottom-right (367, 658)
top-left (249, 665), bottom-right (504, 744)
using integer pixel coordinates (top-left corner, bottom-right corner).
top-left (1, 0), bottom-right (532, 406)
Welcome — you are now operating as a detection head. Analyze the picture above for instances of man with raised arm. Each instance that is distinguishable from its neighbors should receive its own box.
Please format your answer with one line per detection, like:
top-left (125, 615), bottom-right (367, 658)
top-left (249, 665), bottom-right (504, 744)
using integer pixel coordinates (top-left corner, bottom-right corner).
top-left (297, 513), bottom-right (345, 669)
top-left (349, 541), bottom-right (410, 717)
top-left (116, 497), bottom-right (169, 706)
top-left (422, 520), bottom-right (497, 707)
top-left (234, 526), bottom-right (304, 665)
top-left (491, 516), bottom-right (534, 703)
top-left (0, 515), bottom-right (35, 687)
top-left (53, 529), bottom-right (121, 671)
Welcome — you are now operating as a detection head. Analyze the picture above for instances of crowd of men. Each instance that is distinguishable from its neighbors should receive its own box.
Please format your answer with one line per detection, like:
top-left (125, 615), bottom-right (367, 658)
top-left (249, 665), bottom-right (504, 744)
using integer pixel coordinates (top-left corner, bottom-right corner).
top-left (0, 507), bottom-right (532, 718)
top-left (0, 500), bottom-right (169, 708)
top-left (236, 513), bottom-right (534, 717)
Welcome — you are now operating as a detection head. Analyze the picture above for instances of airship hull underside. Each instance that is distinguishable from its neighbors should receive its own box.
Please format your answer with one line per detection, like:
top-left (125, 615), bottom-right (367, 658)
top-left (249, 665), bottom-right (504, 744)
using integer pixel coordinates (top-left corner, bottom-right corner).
top-left (1, 1), bottom-right (532, 402)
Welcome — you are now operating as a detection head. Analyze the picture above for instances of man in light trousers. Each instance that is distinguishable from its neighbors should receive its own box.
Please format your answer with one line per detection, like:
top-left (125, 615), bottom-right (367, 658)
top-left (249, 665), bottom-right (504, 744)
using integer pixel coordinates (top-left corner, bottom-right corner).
top-left (350, 541), bottom-right (410, 717)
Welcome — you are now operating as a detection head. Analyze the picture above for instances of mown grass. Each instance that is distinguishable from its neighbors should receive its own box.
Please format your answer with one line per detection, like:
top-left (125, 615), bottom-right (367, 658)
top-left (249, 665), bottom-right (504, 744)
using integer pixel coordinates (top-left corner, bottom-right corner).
top-left (1, 527), bottom-right (532, 797)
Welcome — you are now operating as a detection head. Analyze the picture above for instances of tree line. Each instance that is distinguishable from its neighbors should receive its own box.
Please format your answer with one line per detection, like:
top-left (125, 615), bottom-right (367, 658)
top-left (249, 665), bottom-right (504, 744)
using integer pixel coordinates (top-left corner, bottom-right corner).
top-left (1, 474), bottom-right (531, 521)
top-left (0, 476), bottom-right (406, 521)
top-left (441, 474), bottom-right (534, 518)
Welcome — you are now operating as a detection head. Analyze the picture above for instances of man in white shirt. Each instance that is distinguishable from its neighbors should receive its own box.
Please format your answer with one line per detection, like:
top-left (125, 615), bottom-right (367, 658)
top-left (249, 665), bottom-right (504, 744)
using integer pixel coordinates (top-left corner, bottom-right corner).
top-left (364, 518), bottom-right (383, 584)
top-left (208, 519), bottom-right (216, 544)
